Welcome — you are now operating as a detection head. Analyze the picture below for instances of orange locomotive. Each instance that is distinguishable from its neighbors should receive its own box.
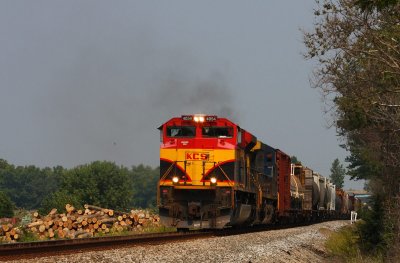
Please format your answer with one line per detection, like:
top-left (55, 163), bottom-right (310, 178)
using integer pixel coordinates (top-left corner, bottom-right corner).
top-left (157, 115), bottom-right (350, 229)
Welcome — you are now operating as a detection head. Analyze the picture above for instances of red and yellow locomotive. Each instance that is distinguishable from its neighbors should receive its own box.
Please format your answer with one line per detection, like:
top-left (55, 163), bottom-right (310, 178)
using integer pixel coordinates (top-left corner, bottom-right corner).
top-left (157, 114), bottom-right (295, 229)
top-left (157, 115), bottom-right (354, 229)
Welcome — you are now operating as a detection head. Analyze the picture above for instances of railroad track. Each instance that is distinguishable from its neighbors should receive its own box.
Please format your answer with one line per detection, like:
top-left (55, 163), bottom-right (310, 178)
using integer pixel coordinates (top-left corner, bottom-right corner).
top-left (0, 219), bottom-right (337, 261)
top-left (0, 230), bottom-right (213, 261)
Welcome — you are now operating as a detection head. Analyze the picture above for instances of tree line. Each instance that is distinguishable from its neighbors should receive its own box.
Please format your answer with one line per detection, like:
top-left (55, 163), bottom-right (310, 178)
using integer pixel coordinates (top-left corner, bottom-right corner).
top-left (0, 159), bottom-right (159, 217)
top-left (304, 0), bottom-right (400, 260)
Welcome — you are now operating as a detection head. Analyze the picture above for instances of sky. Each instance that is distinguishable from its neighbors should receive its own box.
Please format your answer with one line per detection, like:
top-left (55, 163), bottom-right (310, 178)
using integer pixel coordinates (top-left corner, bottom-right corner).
top-left (0, 1), bottom-right (364, 189)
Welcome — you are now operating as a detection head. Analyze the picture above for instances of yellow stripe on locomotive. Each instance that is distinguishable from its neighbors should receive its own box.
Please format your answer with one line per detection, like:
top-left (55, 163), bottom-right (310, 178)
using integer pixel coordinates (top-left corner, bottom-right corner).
top-left (159, 148), bottom-right (236, 188)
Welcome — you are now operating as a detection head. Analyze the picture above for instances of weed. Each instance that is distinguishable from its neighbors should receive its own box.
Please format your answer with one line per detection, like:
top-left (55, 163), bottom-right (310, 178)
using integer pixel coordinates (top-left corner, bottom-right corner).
top-left (325, 222), bottom-right (384, 263)
top-left (141, 225), bottom-right (176, 234)
top-left (18, 229), bottom-right (39, 243)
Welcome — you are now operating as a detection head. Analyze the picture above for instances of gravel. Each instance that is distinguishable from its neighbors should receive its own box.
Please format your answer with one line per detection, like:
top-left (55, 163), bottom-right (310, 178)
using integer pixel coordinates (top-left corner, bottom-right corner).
top-left (5, 220), bottom-right (349, 263)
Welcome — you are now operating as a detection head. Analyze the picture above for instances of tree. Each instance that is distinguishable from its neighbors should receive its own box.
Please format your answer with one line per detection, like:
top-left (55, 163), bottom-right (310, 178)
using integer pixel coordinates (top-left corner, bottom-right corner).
top-left (43, 161), bottom-right (134, 213)
top-left (356, 0), bottom-right (400, 10)
top-left (304, 0), bottom-right (400, 258)
top-left (0, 191), bottom-right (14, 218)
top-left (303, 1), bottom-right (400, 184)
top-left (130, 165), bottom-right (159, 209)
top-left (330, 158), bottom-right (346, 189)
top-left (290, 156), bottom-right (301, 164)
top-left (39, 190), bottom-right (81, 215)
top-left (0, 160), bottom-right (62, 209)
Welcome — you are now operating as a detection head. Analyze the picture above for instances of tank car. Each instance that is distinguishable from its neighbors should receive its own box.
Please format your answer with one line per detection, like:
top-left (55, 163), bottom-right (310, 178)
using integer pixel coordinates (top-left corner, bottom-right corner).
top-left (335, 188), bottom-right (350, 217)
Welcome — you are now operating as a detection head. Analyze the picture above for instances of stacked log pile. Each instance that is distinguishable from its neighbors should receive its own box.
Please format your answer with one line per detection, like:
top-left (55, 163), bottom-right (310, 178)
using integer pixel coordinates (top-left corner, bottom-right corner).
top-left (1, 204), bottom-right (160, 243)
top-left (0, 223), bottom-right (21, 242)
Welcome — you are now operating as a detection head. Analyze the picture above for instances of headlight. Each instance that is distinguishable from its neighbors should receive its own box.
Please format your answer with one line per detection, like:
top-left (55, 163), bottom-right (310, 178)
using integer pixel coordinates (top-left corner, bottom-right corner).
top-left (210, 177), bottom-right (217, 184)
top-left (194, 115), bottom-right (205, 122)
top-left (172, 176), bottom-right (179, 183)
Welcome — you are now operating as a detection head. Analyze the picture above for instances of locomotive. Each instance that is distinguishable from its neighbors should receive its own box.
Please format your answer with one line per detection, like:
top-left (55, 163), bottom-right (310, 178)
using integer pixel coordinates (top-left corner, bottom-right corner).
top-left (157, 114), bottom-right (352, 229)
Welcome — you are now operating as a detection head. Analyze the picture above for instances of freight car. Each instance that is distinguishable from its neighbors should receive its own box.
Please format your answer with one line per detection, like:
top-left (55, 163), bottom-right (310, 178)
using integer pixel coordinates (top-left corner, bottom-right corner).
top-left (157, 115), bottom-right (351, 229)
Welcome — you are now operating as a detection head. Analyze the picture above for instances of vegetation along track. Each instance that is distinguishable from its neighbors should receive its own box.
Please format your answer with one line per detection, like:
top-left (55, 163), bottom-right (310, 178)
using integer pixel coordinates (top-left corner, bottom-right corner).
top-left (0, 219), bottom-right (340, 261)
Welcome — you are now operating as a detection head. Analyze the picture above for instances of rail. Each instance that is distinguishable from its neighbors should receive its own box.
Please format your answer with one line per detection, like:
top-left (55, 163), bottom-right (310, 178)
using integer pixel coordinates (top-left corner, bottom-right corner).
top-left (0, 230), bottom-right (213, 261)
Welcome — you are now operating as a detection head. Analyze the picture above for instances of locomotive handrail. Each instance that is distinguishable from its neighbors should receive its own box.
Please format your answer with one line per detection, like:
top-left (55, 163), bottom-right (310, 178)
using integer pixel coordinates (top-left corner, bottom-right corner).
top-left (159, 161), bottom-right (176, 185)
top-left (217, 163), bottom-right (234, 186)
top-left (249, 168), bottom-right (263, 190)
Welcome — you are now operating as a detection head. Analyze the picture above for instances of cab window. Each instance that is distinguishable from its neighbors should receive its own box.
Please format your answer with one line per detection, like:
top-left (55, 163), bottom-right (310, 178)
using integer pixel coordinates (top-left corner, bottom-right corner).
top-left (202, 126), bottom-right (233, 138)
top-left (166, 126), bottom-right (196, 137)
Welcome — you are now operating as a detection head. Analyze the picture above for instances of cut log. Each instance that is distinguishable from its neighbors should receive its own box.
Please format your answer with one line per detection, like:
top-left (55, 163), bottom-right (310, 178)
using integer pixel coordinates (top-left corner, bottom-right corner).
top-left (84, 204), bottom-right (104, 211)
top-left (27, 221), bottom-right (43, 228)
top-left (48, 208), bottom-right (57, 216)
top-left (2, 224), bottom-right (11, 232)
top-left (57, 229), bottom-right (65, 238)
top-left (38, 225), bottom-right (46, 233)
top-left (99, 218), bottom-right (117, 224)
top-left (48, 229), bottom-right (55, 238)
top-left (65, 204), bottom-right (75, 213)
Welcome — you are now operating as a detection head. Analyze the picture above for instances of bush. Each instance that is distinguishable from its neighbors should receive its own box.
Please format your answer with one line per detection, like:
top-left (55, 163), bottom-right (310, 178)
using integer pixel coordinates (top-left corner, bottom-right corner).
top-left (325, 222), bottom-right (384, 263)
top-left (0, 191), bottom-right (14, 218)
top-left (39, 190), bottom-right (81, 215)
top-left (358, 195), bottom-right (390, 254)
top-left (326, 225), bottom-right (360, 259)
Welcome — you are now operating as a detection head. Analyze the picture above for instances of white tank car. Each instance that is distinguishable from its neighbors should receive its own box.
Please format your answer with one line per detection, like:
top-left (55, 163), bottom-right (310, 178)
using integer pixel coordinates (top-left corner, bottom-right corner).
top-left (326, 180), bottom-right (336, 211)
top-left (319, 175), bottom-right (328, 210)
top-left (312, 172), bottom-right (321, 210)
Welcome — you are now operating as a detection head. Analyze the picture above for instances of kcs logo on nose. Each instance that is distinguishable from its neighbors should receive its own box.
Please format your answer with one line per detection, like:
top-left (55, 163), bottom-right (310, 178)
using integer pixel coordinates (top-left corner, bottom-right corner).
top-left (185, 152), bottom-right (210, 160)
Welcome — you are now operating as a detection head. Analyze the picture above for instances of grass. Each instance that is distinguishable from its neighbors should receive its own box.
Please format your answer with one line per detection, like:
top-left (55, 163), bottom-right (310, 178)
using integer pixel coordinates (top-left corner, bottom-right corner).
top-left (18, 229), bottom-right (40, 243)
top-left (325, 222), bottom-right (384, 263)
top-left (140, 225), bottom-right (176, 233)
top-left (94, 224), bottom-right (176, 238)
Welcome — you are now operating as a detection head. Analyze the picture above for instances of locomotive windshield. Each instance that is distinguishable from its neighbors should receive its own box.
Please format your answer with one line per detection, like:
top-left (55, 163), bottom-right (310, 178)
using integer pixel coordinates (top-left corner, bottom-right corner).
top-left (202, 126), bottom-right (233, 138)
top-left (167, 126), bottom-right (196, 137)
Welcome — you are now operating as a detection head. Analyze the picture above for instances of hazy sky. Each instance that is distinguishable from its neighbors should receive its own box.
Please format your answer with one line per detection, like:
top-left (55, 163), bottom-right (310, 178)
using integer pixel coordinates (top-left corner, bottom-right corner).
top-left (0, 1), bottom-right (363, 189)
